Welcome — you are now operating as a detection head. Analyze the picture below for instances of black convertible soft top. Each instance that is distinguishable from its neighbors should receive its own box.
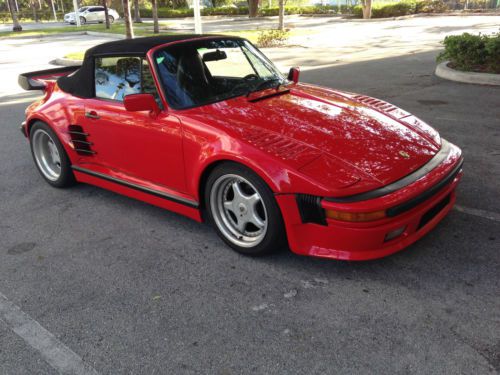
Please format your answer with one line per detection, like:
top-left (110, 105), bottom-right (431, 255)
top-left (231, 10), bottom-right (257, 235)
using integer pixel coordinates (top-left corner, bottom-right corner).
top-left (57, 34), bottom-right (226, 98)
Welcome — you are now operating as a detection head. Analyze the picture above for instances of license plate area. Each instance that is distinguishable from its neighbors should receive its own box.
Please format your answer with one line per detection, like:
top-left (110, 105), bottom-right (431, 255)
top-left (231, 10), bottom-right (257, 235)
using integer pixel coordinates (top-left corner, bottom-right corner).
top-left (418, 194), bottom-right (451, 230)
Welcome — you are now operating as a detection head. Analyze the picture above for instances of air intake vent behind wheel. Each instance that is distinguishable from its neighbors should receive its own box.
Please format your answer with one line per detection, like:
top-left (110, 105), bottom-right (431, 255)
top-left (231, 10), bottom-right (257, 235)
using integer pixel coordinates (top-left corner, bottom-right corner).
top-left (68, 125), bottom-right (95, 156)
top-left (296, 194), bottom-right (326, 225)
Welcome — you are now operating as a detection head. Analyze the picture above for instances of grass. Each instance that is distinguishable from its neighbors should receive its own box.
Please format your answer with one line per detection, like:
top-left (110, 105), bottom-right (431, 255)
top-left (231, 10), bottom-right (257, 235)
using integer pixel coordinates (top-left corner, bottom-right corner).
top-left (60, 28), bottom-right (316, 60)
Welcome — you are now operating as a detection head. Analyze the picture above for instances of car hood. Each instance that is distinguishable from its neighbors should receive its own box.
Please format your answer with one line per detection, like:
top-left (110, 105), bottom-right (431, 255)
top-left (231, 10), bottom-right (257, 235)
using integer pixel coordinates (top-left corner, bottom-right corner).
top-left (188, 83), bottom-right (442, 194)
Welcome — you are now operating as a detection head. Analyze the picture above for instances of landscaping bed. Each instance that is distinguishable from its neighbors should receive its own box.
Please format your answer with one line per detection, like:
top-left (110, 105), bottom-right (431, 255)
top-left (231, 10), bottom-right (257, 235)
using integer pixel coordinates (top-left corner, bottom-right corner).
top-left (435, 31), bottom-right (500, 85)
top-left (438, 31), bottom-right (500, 74)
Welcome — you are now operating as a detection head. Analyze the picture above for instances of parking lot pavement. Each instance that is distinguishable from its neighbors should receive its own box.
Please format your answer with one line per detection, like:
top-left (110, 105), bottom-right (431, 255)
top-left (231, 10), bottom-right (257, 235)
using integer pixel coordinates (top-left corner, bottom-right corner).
top-left (1, 24), bottom-right (500, 375)
top-left (1, 49), bottom-right (499, 374)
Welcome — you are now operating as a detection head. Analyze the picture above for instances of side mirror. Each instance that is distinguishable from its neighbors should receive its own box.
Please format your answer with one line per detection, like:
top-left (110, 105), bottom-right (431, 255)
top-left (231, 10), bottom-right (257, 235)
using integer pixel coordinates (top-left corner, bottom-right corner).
top-left (124, 93), bottom-right (160, 116)
top-left (288, 67), bottom-right (300, 84)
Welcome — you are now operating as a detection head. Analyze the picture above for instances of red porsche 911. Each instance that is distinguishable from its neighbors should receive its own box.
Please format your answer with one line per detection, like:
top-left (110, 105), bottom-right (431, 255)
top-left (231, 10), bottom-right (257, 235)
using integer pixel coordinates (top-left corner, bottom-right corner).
top-left (18, 35), bottom-right (463, 260)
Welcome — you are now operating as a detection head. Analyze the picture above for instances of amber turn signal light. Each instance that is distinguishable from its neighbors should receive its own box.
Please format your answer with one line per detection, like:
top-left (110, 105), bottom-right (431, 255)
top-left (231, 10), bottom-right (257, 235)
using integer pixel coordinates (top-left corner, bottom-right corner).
top-left (325, 209), bottom-right (386, 222)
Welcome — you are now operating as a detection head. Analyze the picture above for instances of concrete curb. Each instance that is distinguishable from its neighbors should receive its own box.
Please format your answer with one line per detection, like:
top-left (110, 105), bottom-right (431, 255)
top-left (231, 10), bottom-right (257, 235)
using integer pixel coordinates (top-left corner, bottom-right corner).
top-left (85, 31), bottom-right (125, 39)
top-left (435, 61), bottom-right (500, 86)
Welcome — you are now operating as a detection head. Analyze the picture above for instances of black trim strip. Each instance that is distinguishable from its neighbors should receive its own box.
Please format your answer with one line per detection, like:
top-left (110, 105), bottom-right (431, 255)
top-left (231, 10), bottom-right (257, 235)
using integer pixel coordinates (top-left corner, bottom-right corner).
top-left (72, 166), bottom-right (199, 208)
top-left (71, 140), bottom-right (93, 146)
top-left (325, 140), bottom-right (452, 203)
top-left (386, 158), bottom-right (463, 217)
top-left (68, 131), bottom-right (89, 136)
top-left (75, 149), bottom-right (96, 155)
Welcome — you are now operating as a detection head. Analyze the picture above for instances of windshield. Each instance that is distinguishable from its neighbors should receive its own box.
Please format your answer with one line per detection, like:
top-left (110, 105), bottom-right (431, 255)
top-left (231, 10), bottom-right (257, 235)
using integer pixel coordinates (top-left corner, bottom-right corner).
top-left (153, 38), bottom-right (286, 110)
top-left (77, 7), bottom-right (89, 12)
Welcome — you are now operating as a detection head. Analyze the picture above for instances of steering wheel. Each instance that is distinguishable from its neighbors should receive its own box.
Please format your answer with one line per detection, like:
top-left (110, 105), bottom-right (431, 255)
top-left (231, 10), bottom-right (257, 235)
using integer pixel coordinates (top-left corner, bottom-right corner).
top-left (243, 74), bottom-right (259, 81)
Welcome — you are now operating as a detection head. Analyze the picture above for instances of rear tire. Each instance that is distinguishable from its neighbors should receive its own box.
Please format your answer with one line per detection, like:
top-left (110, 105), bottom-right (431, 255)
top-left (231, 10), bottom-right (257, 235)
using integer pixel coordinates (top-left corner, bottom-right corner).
top-left (205, 162), bottom-right (286, 256)
top-left (30, 121), bottom-right (76, 188)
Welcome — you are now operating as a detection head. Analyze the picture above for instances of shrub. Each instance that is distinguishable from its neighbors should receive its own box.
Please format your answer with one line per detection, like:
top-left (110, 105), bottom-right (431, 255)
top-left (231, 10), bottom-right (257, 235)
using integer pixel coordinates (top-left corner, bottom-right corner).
top-left (0, 11), bottom-right (64, 23)
top-left (138, 6), bottom-right (250, 18)
top-left (257, 29), bottom-right (289, 47)
top-left (352, 0), bottom-right (449, 18)
top-left (260, 5), bottom-right (338, 16)
top-left (437, 32), bottom-right (500, 74)
top-left (415, 0), bottom-right (449, 13)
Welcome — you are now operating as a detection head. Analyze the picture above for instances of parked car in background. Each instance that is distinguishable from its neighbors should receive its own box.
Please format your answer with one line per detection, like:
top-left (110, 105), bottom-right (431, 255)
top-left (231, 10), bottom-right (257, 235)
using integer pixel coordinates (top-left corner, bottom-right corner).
top-left (64, 6), bottom-right (120, 25)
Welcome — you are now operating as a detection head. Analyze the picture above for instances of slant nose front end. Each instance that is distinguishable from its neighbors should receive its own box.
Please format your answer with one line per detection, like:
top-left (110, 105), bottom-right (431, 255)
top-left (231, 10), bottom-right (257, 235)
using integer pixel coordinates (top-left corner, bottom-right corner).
top-left (276, 140), bottom-right (463, 261)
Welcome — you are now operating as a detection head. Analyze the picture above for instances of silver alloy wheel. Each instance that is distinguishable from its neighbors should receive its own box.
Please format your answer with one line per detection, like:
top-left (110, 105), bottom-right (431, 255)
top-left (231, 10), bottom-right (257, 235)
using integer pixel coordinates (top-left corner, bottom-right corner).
top-left (32, 129), bottom-right (62, 181)
top-left (210, 174), bottom-right (268, 248)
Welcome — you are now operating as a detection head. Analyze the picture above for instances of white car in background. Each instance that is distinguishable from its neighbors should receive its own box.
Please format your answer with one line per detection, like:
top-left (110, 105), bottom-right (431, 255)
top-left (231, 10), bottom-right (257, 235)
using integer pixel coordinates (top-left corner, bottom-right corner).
top-left (64, 6), bottom-right (120, 25)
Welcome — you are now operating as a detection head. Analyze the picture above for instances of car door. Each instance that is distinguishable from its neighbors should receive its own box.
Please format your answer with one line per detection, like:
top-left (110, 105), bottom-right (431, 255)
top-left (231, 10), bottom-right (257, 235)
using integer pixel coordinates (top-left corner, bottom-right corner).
top-left (92, 7), bottom-right (105, 22)
top-left (80, 55), bottom-right (186, 193)
top-left (86, 7), bottom-right (100, 22)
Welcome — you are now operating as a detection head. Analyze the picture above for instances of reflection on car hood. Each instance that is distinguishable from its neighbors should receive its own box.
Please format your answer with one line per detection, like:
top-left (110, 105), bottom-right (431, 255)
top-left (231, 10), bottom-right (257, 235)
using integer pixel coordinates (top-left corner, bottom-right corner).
top-left (188, 83), bottom-right (442, 192)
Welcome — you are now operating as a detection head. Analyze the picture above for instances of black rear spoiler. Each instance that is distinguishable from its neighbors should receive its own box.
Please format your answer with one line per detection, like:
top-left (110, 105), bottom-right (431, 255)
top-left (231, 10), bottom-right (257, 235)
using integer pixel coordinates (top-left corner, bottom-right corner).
top-left (18, 66), bottom-right (80, 91)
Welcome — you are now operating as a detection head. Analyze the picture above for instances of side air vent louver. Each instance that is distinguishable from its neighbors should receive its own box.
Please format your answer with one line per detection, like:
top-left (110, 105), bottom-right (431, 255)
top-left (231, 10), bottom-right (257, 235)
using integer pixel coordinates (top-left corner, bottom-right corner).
top-left (68, 125), bottom-right (95, 156)
top-left (296, 194), bottom-right (326, 225)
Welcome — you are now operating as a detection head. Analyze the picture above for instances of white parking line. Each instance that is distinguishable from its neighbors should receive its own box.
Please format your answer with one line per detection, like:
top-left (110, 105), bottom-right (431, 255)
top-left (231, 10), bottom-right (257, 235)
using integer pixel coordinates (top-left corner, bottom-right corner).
top-left (454, 205), bottom-right (500, 223)
top-left (0, 292), bottom-right (99, 375)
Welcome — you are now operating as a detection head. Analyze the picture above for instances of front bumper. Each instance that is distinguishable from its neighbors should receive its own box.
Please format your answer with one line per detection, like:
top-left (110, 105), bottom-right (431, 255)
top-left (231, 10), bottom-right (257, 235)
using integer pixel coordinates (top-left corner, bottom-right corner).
top-left (277, 140), bottom-right (463, 261)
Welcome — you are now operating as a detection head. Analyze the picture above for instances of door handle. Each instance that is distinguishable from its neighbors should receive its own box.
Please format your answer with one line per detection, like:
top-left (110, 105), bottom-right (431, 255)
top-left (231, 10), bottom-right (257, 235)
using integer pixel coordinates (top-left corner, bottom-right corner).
top-left (85, 111), bottom-right (100, 119)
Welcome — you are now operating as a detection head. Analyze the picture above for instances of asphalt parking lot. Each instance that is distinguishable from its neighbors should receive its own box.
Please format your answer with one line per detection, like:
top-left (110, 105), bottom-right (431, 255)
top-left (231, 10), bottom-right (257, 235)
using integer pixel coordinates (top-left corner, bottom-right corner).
top-left (1, 47), bottom-right (499, 374)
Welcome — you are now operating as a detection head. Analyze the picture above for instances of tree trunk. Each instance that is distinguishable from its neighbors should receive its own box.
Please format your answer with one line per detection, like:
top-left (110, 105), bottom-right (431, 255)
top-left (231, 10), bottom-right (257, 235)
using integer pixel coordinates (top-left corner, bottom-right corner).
top-left (50, 0), bottom-right (57, 21)
top-left (123, 0), bottom-right (134, 39)
top-left (278, 0), bottom-right (284, 30)
top-left (59, 0), bottom-right (64, 13)
top-left (361, 0), bottom-right (372, 19)
top-left (8, 0), bottom-right (22, 31)
top-left (248, 0), bottom-right (259, 17)
top-left (103, 0), bottom-right (110, 28)
top-left (152, 0), bottom-right (159, 33)
top-left (31, 0), bottom-right (39, 22)
top-left (133, 0), bottom-right (142, 22)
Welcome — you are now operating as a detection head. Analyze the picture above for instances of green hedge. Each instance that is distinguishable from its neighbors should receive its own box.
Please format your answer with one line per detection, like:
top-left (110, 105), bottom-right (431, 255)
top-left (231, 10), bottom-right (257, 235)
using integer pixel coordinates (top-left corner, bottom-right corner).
top-left (0, 11), bottom-right (64, 22)
top-left (437, 32), bottom-right (500, 73)
top-left (138, 5), bottom-right (341, 18)
top-left (352, 0), bottom-right (450, 18)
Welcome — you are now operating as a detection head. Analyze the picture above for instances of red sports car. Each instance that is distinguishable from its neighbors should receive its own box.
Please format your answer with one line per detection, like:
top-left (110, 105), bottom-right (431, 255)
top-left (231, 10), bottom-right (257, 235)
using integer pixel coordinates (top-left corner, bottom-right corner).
top-left (18, 35), bottom-right (463, 260)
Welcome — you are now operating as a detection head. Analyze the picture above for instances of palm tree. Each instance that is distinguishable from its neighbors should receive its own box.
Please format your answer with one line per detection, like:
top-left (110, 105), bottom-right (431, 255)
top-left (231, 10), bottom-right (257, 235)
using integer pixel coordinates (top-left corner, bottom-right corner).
top-left (361, 0), bottom-right (372, 19)
top-left (278, 0), bottom-right (284, 31)
top-left (8, 0), bottom-right (22, 31)
top-left (248, 0), bottom-right (259, 17)
top-left (123, 0), bottom-right (135, 39)
top-left (49, 0), bottom-right (57, 21)
top-left (133, 0), bottom-right (142, 22)
top-left (152, 0), bottom-right (159, 33)
top-left (102, 0), bottom-right (110, 29)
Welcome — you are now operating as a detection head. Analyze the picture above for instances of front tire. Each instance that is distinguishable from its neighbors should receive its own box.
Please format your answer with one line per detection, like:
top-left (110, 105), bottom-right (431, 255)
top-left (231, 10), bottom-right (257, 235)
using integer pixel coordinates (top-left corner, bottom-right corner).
top-left (30, 121), bottom-right (76, 188)
top-left (79, 16), bottom-right (86, 25)
top-left (107, 15), bottom-right (114, 24)
top-left (205, 162), bottom-right (286, 256)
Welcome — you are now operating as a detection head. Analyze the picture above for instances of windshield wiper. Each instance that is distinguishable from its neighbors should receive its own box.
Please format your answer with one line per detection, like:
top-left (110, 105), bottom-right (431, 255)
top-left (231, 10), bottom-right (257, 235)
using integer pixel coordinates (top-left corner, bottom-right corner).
top-left (246, 78), bottom-right (281, 97)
